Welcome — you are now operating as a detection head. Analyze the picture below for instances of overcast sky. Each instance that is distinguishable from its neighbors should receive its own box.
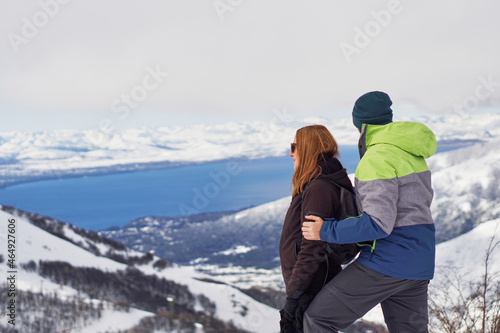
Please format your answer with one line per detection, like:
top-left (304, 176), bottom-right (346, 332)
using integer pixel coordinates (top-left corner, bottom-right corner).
top-left (1, 0), bottom-right (499, 132)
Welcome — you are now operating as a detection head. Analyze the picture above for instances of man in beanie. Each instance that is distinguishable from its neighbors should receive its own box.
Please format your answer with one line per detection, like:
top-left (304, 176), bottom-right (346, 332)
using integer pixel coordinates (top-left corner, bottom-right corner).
top-left (302, 91), bottom-right (437, 332)
top-left (352, 91), bottom-right (393, 130)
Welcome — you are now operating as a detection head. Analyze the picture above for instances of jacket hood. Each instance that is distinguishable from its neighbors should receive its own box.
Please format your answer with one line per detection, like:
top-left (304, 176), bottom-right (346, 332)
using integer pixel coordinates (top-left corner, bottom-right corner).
top-left (317, 156), bottom-right (354, 192)
top-left (363, 121), bottom-right (437, 158)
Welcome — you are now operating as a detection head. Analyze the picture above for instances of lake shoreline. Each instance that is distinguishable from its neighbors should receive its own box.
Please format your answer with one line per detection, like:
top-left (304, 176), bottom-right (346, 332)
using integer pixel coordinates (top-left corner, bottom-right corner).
top-left (0, 155), bottom-right (280, 189)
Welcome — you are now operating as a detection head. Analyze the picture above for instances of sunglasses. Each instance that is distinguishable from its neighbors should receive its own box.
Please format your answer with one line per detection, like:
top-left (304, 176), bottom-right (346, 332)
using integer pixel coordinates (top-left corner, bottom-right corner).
top-left (290, 143), bottom-right (297, 153)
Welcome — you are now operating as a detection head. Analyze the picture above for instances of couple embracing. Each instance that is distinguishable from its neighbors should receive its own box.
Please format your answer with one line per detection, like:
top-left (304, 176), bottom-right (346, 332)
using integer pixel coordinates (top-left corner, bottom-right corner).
top-left (279, 91), bottom-right (437, 333)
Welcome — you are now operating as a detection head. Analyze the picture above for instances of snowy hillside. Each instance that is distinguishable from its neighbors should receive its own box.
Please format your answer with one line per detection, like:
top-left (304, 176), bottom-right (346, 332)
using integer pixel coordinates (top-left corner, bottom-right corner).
top-left (434, 218), bottom-right (500, 283)
top-left (429, 218), bottom-right (500, 331)
top-left (0, 207), bottom-right (280, 333)
top-left (428, 138), bottom-right (500, 242)
top-left (1, 111), bottom-right (499, 187)
top-left (101, 197), bottom-right (290, 269)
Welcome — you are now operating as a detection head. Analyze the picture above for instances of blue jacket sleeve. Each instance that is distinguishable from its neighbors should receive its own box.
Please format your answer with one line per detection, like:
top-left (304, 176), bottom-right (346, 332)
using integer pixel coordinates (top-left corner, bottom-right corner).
top-left (319, 213), bottom-right (390, 244)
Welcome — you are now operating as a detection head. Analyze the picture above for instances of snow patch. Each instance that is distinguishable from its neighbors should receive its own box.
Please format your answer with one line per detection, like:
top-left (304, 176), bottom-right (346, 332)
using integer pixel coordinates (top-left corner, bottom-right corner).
top-left (215, 245), bottom-right (257, 256)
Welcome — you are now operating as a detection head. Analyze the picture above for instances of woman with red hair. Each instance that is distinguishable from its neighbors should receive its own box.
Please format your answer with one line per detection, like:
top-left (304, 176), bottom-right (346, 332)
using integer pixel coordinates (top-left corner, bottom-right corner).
top-left (279, 124), bottom-right (358, 333)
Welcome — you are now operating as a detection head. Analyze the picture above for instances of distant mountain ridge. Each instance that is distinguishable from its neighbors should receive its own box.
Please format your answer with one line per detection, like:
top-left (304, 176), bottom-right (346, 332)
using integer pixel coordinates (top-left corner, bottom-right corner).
top-left (1, 111), bottom-right (499, 187)
top-left (100, 197), bottom-right (290, 269)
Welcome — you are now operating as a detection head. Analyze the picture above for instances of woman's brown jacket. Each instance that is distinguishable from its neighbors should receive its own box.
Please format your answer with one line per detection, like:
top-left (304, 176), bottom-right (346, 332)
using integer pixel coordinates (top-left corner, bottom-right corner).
top-left (279, 156), bottom-right (355, 298)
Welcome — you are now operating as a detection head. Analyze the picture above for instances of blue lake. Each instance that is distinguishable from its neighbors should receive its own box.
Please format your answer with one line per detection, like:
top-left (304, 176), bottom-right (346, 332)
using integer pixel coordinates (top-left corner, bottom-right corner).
top-left (0, 146), bottom-right (361, 231)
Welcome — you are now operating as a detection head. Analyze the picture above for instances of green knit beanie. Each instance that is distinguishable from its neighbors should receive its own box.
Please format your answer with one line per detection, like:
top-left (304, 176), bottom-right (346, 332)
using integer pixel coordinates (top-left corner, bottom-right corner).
top-left (352, 91), bottom-right (393, 130)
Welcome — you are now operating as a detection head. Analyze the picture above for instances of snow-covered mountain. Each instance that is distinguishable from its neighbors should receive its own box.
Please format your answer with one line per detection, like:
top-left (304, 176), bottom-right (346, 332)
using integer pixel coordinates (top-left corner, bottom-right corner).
top-left (0, 206), bottom-right (280, 333)
top-left (101, 197), bottom-right (290, 269)
top-left (428, 138), bottom-right (500, 242)
top-left (434, 218), bottom-right (500, 284)
top-left (0, 205), bottom-right (388, 333)
top-left (1, 111), bottom-right (499, 187)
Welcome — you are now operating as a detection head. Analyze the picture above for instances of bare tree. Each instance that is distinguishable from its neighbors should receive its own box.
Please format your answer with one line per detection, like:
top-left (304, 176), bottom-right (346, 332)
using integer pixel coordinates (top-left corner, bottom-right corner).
top-left (429, 229), bottom-right (500, 333)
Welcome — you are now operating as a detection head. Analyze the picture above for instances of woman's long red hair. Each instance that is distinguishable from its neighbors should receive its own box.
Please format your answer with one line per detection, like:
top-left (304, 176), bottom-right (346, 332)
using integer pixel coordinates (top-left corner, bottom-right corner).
top-left (291, 125), bottom-right (339, 196)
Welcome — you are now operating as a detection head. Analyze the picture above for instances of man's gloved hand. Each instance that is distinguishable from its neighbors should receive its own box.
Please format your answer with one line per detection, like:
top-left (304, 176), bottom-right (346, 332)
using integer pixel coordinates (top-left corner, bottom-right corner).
top-left (283, 297), bottom-right (299, 321)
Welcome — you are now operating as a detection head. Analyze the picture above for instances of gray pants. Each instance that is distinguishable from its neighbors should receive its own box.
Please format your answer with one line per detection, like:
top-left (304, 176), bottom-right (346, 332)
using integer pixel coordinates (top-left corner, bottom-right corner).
top-left (303, 261), bottom-right (429, 333)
